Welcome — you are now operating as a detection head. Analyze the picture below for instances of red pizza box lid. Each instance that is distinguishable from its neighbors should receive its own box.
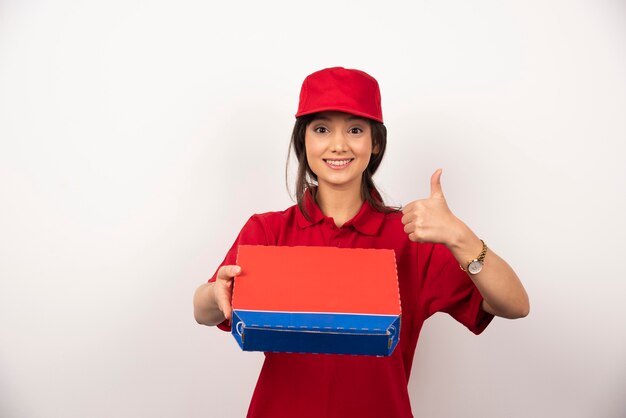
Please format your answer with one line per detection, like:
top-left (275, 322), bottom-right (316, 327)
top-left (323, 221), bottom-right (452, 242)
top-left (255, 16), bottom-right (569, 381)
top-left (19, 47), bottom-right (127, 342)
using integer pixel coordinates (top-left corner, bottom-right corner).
top-left (232, 245), bottom-right (401, 315)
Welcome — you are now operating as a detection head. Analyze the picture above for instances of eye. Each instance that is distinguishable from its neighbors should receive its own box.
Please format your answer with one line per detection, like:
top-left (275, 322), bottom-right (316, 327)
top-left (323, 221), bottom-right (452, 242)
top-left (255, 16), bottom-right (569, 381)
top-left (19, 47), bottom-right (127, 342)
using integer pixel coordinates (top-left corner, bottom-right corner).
top-left (313, 126), bottom-right (329, 134)
top-left (349, 127), bottom-right (363, 134)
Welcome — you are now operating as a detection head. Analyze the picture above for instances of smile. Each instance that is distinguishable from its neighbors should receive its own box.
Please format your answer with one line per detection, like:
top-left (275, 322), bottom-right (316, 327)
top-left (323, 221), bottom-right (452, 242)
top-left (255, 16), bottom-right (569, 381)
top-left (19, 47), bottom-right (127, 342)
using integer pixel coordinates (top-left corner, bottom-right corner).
top-left (323, 158), bottom-right (354, 169)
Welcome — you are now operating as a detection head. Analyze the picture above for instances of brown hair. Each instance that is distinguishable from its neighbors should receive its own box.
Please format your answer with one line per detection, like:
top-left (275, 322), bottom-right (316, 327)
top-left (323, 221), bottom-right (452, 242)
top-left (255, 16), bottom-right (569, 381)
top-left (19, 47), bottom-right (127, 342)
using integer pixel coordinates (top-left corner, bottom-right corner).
top-left (285, 113), bottom-right (397, 220)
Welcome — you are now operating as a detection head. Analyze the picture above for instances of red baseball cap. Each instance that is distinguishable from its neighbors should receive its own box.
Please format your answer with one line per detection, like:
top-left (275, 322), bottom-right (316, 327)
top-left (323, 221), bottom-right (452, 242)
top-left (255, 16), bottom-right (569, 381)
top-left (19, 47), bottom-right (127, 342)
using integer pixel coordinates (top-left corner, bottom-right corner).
top-left (295, 67), bottom-right (383, 123)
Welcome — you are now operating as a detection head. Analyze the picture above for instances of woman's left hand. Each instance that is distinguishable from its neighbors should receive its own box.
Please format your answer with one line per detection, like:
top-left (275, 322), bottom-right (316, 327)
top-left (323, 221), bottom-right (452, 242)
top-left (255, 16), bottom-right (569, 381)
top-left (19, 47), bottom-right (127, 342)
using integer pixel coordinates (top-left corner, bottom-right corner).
top-left (401, 169), bottom-right (467, 246)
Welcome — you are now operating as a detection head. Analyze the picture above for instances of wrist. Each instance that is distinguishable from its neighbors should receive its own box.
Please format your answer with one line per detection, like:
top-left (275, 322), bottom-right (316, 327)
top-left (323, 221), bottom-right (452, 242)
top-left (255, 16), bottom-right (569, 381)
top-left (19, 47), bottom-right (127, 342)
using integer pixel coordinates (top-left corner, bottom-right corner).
top-left (446, 224), bottom-right (483, 267)
top-left (446, 220), bottom-right (476, 250)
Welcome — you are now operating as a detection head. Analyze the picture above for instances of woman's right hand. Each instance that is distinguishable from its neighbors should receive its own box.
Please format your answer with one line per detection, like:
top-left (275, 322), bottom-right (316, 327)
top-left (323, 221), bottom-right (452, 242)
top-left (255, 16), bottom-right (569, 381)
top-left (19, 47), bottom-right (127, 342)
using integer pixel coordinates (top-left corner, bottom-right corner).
top-left (212, 265), bottom-right (242, 322)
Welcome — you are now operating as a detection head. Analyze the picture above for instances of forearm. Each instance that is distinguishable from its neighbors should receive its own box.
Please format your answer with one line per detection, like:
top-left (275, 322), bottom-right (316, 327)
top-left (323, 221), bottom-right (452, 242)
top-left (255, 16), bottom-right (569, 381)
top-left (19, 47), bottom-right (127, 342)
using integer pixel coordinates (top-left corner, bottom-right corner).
top-left (447, 224), bottom-right (530, 319)
top-left (193, 282), bottom-right (227, 326)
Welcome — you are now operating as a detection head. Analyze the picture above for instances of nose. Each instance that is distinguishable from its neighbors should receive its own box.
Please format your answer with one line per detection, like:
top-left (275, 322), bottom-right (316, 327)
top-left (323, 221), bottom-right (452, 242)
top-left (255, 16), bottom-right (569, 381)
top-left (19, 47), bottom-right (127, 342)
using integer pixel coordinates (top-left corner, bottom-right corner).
top-left (330, 131), bottom-right (348, 153)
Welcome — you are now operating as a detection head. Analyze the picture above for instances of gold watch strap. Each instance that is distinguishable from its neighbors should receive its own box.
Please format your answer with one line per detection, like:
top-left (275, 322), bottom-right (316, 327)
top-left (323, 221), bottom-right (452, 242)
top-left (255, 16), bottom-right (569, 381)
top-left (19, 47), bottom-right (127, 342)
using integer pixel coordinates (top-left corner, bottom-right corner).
top-left (459, 239), bottom-right (488, 271)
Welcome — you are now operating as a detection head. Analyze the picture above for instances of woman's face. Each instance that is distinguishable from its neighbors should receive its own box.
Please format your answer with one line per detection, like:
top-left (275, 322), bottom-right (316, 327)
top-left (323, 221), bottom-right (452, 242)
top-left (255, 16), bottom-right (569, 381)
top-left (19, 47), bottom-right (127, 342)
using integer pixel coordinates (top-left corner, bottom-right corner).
top-left (304, 111), bottom-right (376, 193)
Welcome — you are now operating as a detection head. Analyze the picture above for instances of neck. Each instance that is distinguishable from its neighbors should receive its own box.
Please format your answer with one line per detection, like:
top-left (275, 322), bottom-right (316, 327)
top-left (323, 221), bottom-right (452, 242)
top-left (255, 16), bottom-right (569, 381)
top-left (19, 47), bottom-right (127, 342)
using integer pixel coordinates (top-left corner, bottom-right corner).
top-left (315, 183), bottom-right (364, 228)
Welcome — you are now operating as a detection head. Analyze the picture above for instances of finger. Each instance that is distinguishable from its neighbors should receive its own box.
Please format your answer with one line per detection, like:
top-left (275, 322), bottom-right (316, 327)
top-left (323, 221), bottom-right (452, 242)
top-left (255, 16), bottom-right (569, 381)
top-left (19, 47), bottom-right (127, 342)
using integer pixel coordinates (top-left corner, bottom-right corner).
top-left (223, 300), bottom-right (232, 321)
top-left (214, 286), bottom-right (233, 320)
top-left (430, 169), bottom-right (444, 198)
top-left (401, 212), bottom-right (415, 225)
top-left (220, 298), bottom-right (232, 321)
top-left (401, 201), bottom-right (415, 217)
top-left (217, 265), bottom-right (241, 281)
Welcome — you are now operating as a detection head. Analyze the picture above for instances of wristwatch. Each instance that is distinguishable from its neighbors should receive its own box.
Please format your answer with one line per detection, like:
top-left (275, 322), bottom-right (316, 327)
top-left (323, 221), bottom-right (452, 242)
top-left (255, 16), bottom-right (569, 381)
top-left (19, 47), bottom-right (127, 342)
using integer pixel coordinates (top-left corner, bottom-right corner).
top-left (460, 239), bottom-right (488, 275)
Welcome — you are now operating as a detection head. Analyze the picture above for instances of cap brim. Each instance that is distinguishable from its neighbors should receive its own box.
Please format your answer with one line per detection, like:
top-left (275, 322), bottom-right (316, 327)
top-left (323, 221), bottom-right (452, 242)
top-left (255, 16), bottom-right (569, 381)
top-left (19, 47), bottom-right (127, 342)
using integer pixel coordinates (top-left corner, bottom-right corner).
top-left (295, 106), bottom-right (383, 123)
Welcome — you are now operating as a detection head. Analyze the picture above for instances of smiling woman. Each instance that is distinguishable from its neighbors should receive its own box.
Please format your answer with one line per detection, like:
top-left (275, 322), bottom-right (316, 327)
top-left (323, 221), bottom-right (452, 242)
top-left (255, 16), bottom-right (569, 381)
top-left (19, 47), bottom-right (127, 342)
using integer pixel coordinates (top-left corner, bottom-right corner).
top-left (193, 66), bottom-right (529, 418)
top-left (302, 112), bottom-right (380, 225)
top-left (286, 68), bottom-right (392, 225)
top-left (306, 113), bottom-right (373, 182)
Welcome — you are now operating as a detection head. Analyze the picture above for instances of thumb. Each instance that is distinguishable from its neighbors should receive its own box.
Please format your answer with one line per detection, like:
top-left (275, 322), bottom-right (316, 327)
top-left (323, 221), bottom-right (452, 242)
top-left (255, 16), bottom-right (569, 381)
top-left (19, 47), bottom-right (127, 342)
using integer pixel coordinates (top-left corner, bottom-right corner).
top-left (430, 168), bottom-right (444, 197)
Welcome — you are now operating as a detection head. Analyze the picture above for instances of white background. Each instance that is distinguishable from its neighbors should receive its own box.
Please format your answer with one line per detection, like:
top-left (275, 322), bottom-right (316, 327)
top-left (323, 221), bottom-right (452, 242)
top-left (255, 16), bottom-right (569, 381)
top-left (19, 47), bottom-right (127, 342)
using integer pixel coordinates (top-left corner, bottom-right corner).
top-left (1, 1), bottom-right (625, 417)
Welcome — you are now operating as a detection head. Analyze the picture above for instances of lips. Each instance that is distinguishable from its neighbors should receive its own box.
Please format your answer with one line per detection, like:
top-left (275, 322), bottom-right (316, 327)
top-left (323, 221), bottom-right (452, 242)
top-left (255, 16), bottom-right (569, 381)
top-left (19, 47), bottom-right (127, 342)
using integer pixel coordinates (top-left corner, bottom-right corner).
top-left (323, 158), bottom-right (354, 169)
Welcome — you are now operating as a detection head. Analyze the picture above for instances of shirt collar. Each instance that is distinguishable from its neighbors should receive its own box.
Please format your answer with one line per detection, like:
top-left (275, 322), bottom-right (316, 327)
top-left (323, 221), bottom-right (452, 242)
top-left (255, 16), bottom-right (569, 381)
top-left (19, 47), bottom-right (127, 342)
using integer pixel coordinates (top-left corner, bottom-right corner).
top-left (296, 188), bottom-right (385, 236)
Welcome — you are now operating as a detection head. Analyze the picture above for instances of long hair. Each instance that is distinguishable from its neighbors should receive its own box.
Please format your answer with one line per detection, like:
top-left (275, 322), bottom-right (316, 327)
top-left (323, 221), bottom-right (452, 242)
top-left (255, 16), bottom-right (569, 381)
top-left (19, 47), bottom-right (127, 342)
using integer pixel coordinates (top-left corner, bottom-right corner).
top-left (285, 113), bottom-right (396, 220)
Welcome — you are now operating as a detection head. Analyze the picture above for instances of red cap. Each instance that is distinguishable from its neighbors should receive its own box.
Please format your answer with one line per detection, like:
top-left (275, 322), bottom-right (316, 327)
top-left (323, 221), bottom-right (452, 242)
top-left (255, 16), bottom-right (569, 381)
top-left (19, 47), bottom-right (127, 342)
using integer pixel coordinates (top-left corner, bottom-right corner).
top-left (295, 67), bottom-right (383, 123)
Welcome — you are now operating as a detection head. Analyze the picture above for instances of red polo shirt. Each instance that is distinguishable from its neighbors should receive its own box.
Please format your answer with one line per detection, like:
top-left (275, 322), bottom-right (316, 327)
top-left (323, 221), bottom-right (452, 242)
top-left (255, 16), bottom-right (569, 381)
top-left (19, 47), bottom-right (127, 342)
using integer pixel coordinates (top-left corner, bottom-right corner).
top-left (208, 193), bottom-right (493, 418)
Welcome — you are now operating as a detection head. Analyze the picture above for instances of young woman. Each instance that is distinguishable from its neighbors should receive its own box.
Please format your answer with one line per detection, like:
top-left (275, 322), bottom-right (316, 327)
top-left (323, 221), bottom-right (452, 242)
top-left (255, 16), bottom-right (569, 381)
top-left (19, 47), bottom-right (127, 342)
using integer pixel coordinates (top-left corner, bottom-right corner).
top-left (193, 67), bottom-right (529, 418)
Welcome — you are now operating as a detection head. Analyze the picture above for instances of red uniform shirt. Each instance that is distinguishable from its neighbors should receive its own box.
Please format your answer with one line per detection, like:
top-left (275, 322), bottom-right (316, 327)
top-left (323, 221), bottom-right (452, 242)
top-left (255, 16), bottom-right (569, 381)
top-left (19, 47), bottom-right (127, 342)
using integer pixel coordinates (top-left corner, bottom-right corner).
top-left (209, 193), bottom-right (493, 418)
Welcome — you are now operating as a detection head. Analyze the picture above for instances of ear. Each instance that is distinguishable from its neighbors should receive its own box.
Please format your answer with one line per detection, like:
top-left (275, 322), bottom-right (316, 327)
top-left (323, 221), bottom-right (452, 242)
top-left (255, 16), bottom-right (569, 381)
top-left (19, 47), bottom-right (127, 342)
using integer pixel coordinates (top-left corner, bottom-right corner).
top-left (372, 143), bottom-right (380, 155)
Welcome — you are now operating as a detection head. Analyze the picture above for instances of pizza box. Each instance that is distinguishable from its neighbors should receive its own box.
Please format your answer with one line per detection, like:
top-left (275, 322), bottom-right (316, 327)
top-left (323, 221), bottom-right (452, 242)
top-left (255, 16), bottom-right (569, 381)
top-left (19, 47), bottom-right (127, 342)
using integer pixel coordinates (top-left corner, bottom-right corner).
top-left (231, 245), bottom-right (401, 356)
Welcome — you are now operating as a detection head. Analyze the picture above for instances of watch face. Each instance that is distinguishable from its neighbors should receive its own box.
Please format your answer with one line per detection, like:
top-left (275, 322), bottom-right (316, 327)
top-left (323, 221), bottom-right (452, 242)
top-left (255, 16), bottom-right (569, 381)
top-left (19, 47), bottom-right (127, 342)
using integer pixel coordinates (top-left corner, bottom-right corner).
top-left (468, 260), bottom-right (483, 275)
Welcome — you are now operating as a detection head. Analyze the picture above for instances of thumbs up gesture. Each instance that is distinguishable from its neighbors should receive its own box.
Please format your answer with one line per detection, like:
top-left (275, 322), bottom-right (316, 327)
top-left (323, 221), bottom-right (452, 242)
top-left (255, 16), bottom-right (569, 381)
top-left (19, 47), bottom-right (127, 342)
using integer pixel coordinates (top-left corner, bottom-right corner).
top-left (401, 169), bottom-right (466, 245)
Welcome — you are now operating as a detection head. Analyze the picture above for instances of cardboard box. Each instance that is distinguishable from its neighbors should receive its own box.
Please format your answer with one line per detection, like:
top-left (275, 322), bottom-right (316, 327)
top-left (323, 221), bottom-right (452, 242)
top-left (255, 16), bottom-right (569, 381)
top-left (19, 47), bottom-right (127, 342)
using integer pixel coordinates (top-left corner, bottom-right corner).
top-left (231, 245), bottom-right (401, 356)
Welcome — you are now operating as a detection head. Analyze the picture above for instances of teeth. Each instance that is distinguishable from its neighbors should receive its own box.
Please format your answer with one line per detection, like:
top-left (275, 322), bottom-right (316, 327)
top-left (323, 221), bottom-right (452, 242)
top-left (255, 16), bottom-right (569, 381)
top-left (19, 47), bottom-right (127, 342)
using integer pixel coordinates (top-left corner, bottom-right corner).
top-left (326, 159), bottom-right (352, 166)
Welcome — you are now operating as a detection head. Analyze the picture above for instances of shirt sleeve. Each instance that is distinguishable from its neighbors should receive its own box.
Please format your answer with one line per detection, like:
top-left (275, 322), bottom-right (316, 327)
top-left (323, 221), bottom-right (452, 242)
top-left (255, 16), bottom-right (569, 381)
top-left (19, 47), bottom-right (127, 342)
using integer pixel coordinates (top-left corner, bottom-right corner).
top-left (418, 243), bottom-right (494, 335)
top-left (208, 214), bottom-right (269, 332)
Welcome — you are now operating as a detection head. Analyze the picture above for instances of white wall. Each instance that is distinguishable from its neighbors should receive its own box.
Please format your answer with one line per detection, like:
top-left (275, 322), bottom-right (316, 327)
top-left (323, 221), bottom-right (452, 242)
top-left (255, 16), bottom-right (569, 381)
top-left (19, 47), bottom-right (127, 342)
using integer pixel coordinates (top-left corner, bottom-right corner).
top-left (1, 1), bottom-right (625, 417)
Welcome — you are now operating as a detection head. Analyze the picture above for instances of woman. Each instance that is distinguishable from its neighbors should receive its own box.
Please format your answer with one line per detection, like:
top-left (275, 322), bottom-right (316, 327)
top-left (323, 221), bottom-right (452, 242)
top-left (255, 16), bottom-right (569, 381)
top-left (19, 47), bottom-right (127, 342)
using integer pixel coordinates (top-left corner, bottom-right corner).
top-left (194, 66), bottom-right (529, 418)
